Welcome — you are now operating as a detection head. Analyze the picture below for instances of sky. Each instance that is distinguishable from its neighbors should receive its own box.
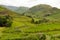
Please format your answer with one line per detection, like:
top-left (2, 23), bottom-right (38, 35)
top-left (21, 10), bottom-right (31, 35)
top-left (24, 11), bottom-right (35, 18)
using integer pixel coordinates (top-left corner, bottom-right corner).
top-left (0, 0), bottom-right (60, 8)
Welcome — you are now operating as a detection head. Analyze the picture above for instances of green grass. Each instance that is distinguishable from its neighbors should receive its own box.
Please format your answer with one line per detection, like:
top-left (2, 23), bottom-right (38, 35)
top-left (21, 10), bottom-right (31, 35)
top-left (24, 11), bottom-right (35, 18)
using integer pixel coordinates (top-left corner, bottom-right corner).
top-left (0, 6), bottom-right (60, 40)
top-left (0, 16), bottom-right (60, 40)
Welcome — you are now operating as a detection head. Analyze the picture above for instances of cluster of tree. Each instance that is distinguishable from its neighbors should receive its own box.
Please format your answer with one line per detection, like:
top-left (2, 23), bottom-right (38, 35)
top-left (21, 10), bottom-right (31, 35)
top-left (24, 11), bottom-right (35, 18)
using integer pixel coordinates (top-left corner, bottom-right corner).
top-left (0, 15), bottom-right (13, 27)
top-left (31, 18), bottom-right (49, 24)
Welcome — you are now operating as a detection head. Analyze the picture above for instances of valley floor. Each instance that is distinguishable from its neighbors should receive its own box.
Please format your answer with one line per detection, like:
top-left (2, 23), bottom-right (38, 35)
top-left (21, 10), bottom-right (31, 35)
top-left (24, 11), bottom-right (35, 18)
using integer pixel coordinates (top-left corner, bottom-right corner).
top-left (0, 16), bottom-right (60, 40)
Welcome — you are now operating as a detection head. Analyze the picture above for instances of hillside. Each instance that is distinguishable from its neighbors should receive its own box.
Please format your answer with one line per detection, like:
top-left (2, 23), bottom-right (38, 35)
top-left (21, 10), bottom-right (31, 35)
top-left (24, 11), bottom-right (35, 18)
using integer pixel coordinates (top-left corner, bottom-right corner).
top-left (15, 7), bottom-right (29, 14)
top-left (4, 5), bottom-right (18, 11)
top-left (0, 4), bottom-right (60, 40)
top-left (0, 5), bottom-right (20, 17)
top-left (25, 4), bottom-right (60, 20)
top-left (2, 5), bottom-right (29, 14)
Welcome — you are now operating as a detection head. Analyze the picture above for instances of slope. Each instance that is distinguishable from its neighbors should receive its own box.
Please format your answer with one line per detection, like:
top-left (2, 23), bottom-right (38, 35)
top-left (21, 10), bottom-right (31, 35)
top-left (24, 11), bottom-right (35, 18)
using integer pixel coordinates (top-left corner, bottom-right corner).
top-left (0, 4), bottom-right (60, 40)
top-left (2, 5), bottom-right (29, 14)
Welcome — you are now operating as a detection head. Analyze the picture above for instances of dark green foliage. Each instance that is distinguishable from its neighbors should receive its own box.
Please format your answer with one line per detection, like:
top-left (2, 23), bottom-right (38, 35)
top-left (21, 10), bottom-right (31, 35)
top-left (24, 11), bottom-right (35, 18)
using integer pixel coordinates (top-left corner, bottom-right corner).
top-left (31, 18), bottom-right (35, 23)
top-left (31, 18), bottom-right (40, 24)
top-left (41, 18), bottom-right (49, 22)
top-left (31, 18), bottom-right (48, 24)
top-left (0, 15), bottom-right (12, 27)
top-left (35, 21), bottom-right (40, 24)
top-left (44, 13), bottom-right (51, 17)
top-left (27, 15), bottom-right (32, 18)
top-left (0, 16), bottom-right (6, 27)
top-left (39, 34), bottom-right (46, 40)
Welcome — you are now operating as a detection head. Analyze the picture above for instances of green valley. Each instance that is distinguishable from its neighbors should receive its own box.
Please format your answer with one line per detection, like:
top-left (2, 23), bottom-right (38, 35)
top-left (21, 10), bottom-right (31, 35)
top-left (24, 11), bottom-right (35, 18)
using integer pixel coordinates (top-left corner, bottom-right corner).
top-left (0, 4), bottom-right (60, 40)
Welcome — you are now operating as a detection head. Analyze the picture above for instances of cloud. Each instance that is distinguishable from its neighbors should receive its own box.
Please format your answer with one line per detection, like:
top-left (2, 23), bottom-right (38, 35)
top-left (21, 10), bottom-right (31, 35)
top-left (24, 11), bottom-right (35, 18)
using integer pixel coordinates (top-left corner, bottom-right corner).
top-left (0, 0), bottom-right (60, 8)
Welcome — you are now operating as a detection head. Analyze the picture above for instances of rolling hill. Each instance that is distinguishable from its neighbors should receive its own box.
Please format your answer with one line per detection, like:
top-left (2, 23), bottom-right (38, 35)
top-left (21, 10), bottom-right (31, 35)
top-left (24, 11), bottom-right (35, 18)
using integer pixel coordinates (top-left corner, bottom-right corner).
top-left (4, 5), bottom-right (18, 11)
top-left (2, 5), bottom-right (29, 14)
top-left (24, 4), bottom-right (60, 20)
top-left (15, 7), bottom-right (29, 14)
top-left (0, 4), bottom-right (60, 40)
top-left (0, 5), bottom-right (20, 17)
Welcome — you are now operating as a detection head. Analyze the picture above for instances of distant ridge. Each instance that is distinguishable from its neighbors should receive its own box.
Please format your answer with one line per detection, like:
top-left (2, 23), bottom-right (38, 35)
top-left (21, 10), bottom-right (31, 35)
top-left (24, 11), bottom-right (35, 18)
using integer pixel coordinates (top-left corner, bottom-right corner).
top-left (1, 5), bottom-right (29, 14)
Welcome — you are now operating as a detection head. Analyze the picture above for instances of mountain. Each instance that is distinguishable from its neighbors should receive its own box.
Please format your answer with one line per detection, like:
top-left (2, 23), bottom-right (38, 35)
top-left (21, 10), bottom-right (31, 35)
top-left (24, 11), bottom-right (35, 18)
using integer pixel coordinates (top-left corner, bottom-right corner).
top-left (0, 5), bottom-right (19, 17)
top-left (4, 5), bottom-right (18, 11)
top-left (0, 4), bottom-right (60, 40)
top-left (24, 4), bottom-right (60, 20)
top-left (15, 7), bottom-right (29, 14)
top-left (2, 5), bottom-right (29, 14)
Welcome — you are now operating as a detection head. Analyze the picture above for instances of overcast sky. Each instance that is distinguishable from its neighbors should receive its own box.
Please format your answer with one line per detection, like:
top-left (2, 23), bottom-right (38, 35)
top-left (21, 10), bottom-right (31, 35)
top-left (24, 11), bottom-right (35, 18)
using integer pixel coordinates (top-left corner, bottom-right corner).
top-left (0, 0), bottom-right (60, 8)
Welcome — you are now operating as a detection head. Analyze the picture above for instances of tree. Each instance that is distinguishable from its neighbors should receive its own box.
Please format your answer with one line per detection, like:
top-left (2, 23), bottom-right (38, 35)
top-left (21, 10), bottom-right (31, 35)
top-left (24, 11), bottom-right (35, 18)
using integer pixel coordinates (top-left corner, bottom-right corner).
top-left (0, 15), bottom-right (13, 27)
top-left (31, 18), bottom-right (35, 23)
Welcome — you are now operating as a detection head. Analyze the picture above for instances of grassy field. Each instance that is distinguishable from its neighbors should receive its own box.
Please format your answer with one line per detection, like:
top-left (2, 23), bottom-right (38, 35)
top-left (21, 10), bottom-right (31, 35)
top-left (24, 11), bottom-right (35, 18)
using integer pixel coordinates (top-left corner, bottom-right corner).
top-left (0, 15), bottom-right (60, 40)
top-left (0, 5), bottom-right (60, 40)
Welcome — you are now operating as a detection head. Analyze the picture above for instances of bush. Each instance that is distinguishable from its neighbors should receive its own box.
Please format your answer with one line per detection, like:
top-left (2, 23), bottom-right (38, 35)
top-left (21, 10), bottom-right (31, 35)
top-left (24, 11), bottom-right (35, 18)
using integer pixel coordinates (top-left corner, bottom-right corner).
top-left (31, 18), bottom-right (49, 24)
top-left (0, 15), bottom-right (13, 27)
top-left (31, 18), bottom-right (35, 23)
top-left (31, 18), bottom-right (40, 24)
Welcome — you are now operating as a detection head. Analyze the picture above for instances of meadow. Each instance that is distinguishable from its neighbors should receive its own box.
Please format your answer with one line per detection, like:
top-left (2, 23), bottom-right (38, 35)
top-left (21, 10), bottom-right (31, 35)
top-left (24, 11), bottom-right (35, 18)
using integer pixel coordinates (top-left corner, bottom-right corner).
top-left (0, 4), bottom-right (60, 40)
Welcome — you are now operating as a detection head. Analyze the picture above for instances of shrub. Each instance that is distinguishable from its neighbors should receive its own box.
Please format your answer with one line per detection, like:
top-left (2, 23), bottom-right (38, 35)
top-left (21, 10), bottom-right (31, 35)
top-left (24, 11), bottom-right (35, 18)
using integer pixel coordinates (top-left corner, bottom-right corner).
top-left (31, 18), bottom-right (35, 23)
top-left (0, 15), bottom-right (13, 27)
